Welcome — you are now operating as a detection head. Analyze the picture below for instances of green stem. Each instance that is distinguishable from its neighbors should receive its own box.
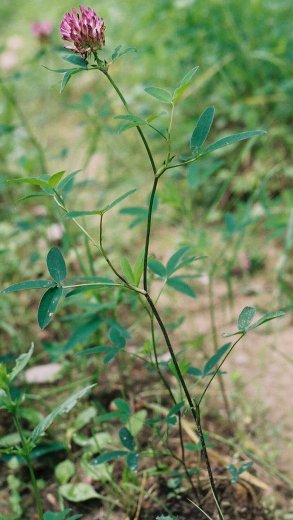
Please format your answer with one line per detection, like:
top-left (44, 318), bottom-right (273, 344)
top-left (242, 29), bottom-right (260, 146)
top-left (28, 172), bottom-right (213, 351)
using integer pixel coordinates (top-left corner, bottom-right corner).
top-left (198, 334), bottom-right (244, 406)
top-left (99, 214), bottom-right (145, 294)
top-left (145, 294), bottom-right (224, 520)
top-left (13, 415), bottom-right (44, 520)
top-left (143, 177), bottom-right (159, 292)
top-left (103, 70), bottom-right (157, 174)
top-left (100, 67), bottom-right (223, 517)
top-left (151, 313), bottom-right (200, 501)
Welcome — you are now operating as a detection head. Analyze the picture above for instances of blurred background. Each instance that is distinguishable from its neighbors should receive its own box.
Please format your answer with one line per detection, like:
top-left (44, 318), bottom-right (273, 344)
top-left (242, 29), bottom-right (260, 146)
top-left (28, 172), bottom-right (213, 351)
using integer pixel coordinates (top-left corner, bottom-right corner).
top-left (0, 0), bottom-right (292, 515)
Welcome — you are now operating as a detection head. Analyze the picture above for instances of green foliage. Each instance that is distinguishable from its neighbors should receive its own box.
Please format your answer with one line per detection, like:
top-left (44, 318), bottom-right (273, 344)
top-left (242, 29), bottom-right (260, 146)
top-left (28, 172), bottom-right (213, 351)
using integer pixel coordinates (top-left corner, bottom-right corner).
top-left (224, 307), bottom-right (285, 337)
top-left (30, 385), bottom-right (95, 445)
top-left (227, 461), bottom-right (254, 484)
top-left (144, 87), bottom-right (172, 104)
top-left (0, 2), bottom-right (291, 518)
top-left (44, 511), bottom-right (82, 520)
top-left (190, 106), bottom-right (215, 151)
top-left (46, 247), bottom-right (67, 285)
top-left (38, 286), bottom-right (63, 329)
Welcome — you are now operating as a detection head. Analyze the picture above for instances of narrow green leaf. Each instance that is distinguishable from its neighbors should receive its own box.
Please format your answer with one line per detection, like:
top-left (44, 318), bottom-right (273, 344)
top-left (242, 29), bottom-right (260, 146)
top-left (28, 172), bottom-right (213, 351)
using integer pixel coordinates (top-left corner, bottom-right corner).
top-left (144, 87), bottom-right (172, 104)
top-left (247, 310), bottom-right (285, 331)
top-left (166, 246), bottom-right (190, 276)
top-left (62, 54), bottom-right (88, 68)
top-left (58, 170), bottom-right (83, 192)
top-left (48, 170), bottom-right (66, 188)
top-left (119, 427), bottom-right (135, 451)
top-left (65, 210), bottom-right (101, 218)
top-left (114, 114), bottom-right (146, 125)
top-left (2, 280), bottom-right (54, 293)
top-left (133, 250), bottom-right (144, 285)
top-left (103, 348), bottom-right (121, 365)
top-left (38, 286), bottom-right (63, 329)
top-left (9, 344), bottom-right (34, 382)
top-left (173, 66), bottom-right (199, 103)
top-left (102, 188), bottom-right (137, 213)
top-left (203, 130), bottom-right (266, 155)
top-left (111, 45), bottom-right (122, 61)
top-left (203, 343), bottom-right (231, 376)
top-left (8, 177), bottom-right (49, 188)
top-left (61, 70), bottom-right (81, 93)
top-left (167, 401), bottom-right (185, 418)
top-left (167, 277), bottom-right (196, 298)
top-left (127, 451), bottom-right (139, 471)
top-left (187, 367), bottom-right (203, 377)
top-left (47, 247), bottom-right (67, 284)
top-left (190, 106), bottom-right (215, 150)
top-left (148, 258), bottom-right (166, 278)
top-left (30, 385), bottom-right (94, 444)
top-left (237, 307), bottom-right (256, 331)
top-left (120, 257), bottom-right (135, 284)
top-left (93, 450), bottom-right (127, 465)
top-left (179, 66), bottom-right (199, 87)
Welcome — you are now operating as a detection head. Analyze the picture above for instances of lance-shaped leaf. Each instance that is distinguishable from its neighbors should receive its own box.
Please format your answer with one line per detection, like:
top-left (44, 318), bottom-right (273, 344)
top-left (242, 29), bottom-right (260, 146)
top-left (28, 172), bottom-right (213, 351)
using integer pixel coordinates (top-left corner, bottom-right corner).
top-left (203, 343), bottom-right (231, 376)
top-left (8, 177), bottom-right (50, 188)
top-left (247, 310), bottom-right (285, 331)
top-left (47, 247), bottom-right (67, 284)
top-left (167, 401), bottom-right (185, 419)
top-left (2, 280), bottom-right (55, 293)
top-left (48, 170), bottom-right (66, 188)
top-left (102, 188), bottom-right (137, 213)
top-left (148, 258), bottom-right (166, 278)
top-left (30, 385), bottom-right (94, 445)
top-left (202, 130), bottom-right (266, 155)
top-left (92, 450), bottom-right (127, 465)
top-left (62, 54), bottom-right (88, 68)
top-left (8, 344), bottom-right (34, 382)
top-left (172, 66), bottom-right (199, 103)
top-left (144, 87), bottom-right (172, 104)
top-left (38, 286), bottom-right (63, 329)
top-left (167, 276), bottom-right (196, 298)
top-left (66, 189), bottom-right (137, 218)
top-left (190, 106), bottom-right (215, 151)
top-left (166, 246), bottom-right (190, 276)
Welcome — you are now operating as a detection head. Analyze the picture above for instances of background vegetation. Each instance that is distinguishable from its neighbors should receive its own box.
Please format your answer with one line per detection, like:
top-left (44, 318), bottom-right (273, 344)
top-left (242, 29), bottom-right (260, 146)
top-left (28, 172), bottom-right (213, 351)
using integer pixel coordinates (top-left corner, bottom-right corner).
top-left (0, 0), bottom-right (292, 518)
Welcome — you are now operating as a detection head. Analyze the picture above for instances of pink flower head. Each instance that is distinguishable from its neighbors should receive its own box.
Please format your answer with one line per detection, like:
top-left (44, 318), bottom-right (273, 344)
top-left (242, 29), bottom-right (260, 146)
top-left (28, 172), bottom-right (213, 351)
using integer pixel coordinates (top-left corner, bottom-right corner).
top-left (60, 5), bottom-right (105, 58)
top-left (31, 21), bottom-right (53, 42)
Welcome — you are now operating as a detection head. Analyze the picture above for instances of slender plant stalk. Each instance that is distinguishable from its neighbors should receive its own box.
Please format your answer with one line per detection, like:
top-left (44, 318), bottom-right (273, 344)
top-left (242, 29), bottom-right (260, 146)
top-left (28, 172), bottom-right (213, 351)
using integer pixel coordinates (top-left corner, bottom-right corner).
top-left (146, 294), bottom-right (224, 520)
top-left (13, 414), bottom-right (44, 520)
top-left (198, 334), bottom-right (244, 406)
top-left (103, 71), bottom-right (157, 174)
top-left (103, 69), bottom-right (225, 519)
top-left (143, 177), bottom-right (159, 291)
top-left (150, 315), bottom-right (200, 500)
